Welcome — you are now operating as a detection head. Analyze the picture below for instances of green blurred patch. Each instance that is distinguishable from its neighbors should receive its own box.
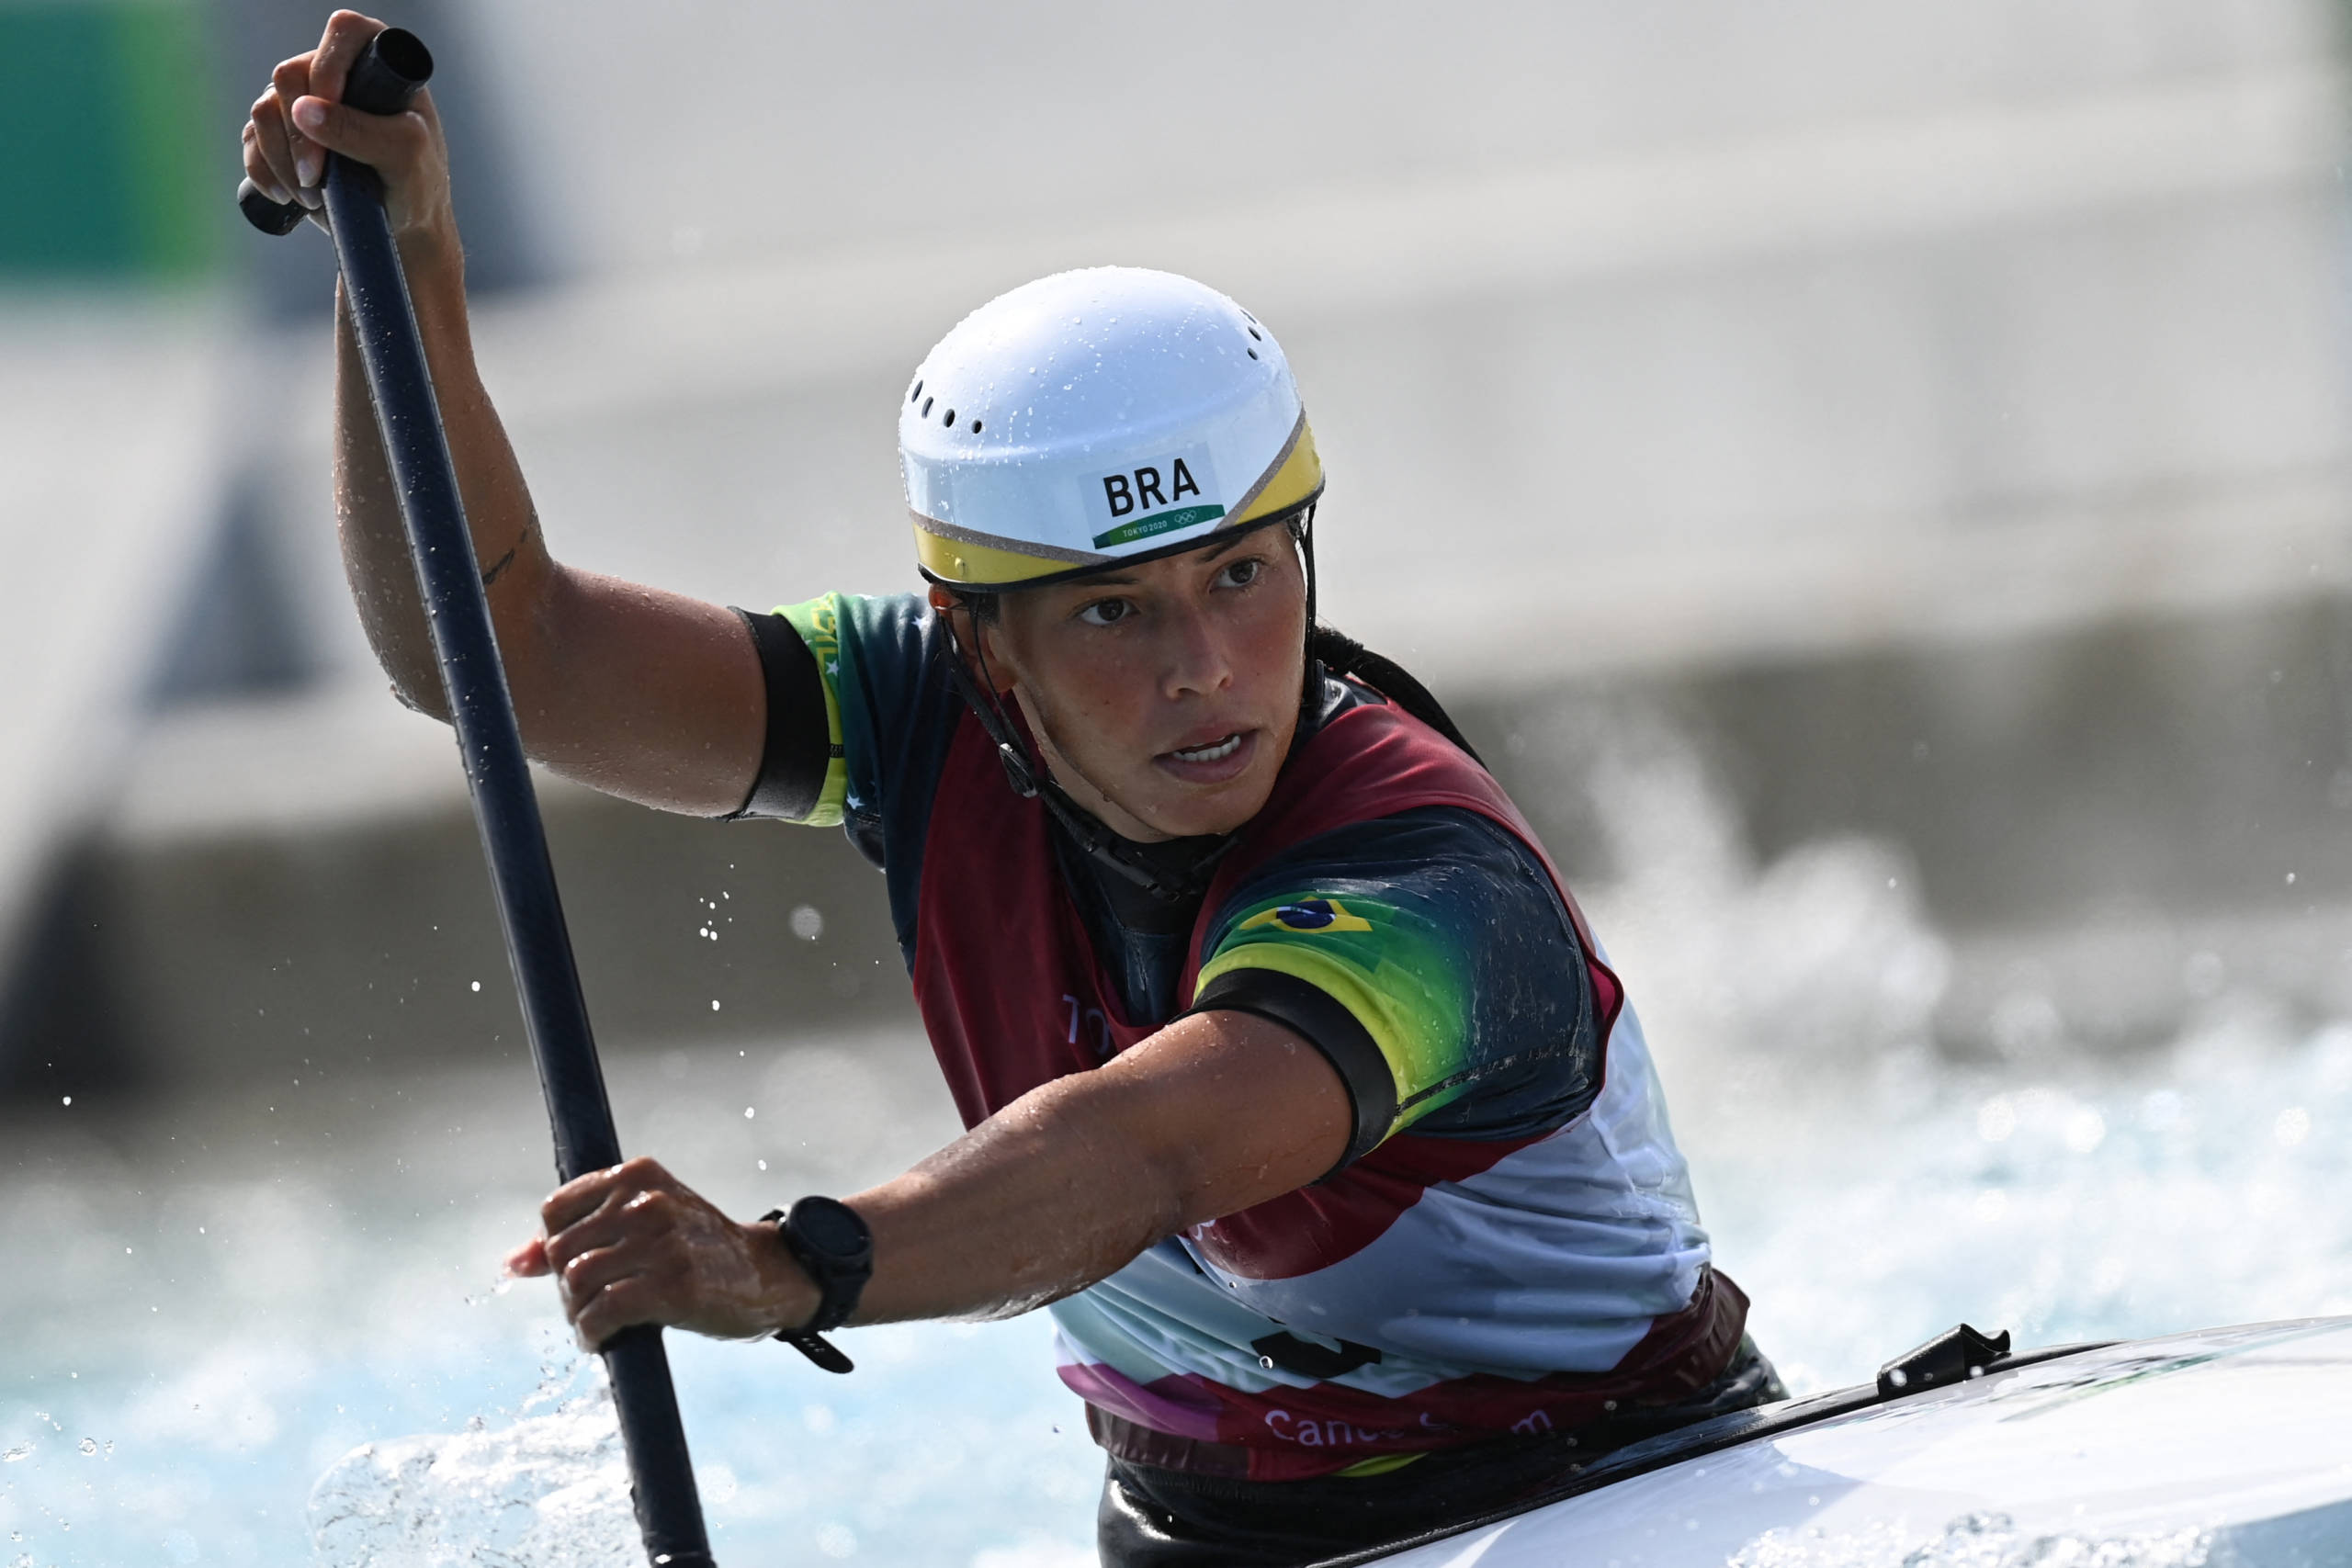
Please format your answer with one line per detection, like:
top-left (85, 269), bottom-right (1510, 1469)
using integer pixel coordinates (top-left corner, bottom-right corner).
top-left (0, 1), bottom-right (218, 281)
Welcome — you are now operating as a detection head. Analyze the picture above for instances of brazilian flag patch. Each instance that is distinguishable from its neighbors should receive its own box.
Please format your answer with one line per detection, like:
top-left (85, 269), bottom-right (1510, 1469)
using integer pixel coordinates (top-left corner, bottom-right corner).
top-left (1238, 897), bottom-right (1374, 934)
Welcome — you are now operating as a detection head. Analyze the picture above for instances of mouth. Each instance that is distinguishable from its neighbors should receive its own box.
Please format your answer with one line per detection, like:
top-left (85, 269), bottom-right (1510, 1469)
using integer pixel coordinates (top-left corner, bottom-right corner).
top-left (1154, 728), bottom-right (1259, 784)
top-left (1168, 733), bottom-right (1243, 764)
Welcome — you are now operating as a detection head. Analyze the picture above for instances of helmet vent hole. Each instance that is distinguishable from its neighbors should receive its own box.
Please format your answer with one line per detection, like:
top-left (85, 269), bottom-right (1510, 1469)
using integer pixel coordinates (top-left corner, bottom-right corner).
top-left (1248, 327), bottom-right (1261, 341)
top-left (1247, 348), bottom-right (1259, 360)
top-left (969, 419), bottom-right (983, 434)
top-left (943, 408), bottom-right (956, 426)
top-left (910, 379), bottom-right (923, 403)
top-left (922, 397), bottom-right (934, 417)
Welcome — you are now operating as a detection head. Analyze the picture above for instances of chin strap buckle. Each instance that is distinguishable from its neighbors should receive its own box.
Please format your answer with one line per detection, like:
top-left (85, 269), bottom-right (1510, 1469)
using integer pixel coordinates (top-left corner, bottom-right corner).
top-left (996, 741), bottom-right (1040, 798)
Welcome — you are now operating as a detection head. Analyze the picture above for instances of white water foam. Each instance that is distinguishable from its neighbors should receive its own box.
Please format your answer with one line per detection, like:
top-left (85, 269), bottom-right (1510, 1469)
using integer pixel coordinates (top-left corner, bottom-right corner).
top-left (307, 1372), bottom-right (634, 1568)
top-left (1516, 699), bottom-right (2352, 1392)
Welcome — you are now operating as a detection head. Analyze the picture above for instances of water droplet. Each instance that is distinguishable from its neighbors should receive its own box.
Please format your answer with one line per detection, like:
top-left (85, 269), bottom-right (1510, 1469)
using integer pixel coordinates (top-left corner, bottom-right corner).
top-left (743, 1106), bottom-right (755, 1120)
top-left (470, 980), bottom-right (481, 992)
top-left (77, 1438), bottom-right (96, 1455)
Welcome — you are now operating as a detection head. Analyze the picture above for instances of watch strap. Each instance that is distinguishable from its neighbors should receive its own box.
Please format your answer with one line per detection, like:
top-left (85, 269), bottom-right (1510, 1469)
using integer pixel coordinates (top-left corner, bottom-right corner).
top-left (763, 1201), bottom-right (871, 1375)
top-left (776, 1325), bottom-right (854, 1375)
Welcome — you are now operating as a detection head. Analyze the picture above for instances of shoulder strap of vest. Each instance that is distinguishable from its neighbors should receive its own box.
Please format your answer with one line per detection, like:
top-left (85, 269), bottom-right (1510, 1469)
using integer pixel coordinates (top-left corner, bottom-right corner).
top-left (1308, 625), bottom-right (1485, 766)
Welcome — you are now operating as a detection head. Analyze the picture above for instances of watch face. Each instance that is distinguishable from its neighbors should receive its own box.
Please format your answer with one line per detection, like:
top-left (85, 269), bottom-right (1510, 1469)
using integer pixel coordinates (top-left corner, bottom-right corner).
top-left (794, 1199), bottom-right (870, 1259)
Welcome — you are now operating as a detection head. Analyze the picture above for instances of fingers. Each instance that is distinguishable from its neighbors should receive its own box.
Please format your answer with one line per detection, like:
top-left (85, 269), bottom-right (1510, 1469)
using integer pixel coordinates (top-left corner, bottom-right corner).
top-left (560, 1209), bottom-right (678, 1314)
top-left (537, 1159), bottom-right (681, 1309)
top-left (551, 1187), bottom-right (692, 1349)
top-left (268, 53), bottom-right (324, 197)
top-left (570, 1269), bottom-right (667, 1351)
top-left (288, 94), bottom-right (434, 179)
top-left (541, 1156), bottom-right (674, 1239)
top-left (242, 119), bottom-right (289, 209)
top-left (524, 1159), bottom-right (773, 1347)
top-left (503, 1235), bottom-right (550, 1277)
top-left (249, 73), bottom-right (305, 205)
top-left (543, 1189), bottom-right (653, 1282)
top-left (307, 10), bottom-right (387, 106)
top-left (245, 12), bottom-right (390, 207)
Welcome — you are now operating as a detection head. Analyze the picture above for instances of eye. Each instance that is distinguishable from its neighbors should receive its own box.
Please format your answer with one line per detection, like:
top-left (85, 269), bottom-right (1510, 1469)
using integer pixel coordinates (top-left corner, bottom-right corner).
top-left (1078, 597), bottom-right (1134, 627)
top-left (1217, 557), bottom-right (1263, 589)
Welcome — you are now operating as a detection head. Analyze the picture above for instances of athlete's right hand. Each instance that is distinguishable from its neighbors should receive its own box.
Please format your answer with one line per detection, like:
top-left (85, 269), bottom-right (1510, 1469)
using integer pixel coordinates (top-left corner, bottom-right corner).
top-left (241, 8), bottom-right (453, 241)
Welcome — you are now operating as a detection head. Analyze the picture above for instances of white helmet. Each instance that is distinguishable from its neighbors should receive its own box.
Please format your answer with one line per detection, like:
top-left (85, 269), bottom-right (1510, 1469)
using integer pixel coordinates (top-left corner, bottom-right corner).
top-left (899, 267), bottom-right (1324, 591)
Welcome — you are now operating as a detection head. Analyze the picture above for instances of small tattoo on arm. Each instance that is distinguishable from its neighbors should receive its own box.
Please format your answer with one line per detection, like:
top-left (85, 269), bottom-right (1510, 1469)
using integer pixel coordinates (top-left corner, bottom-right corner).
top-left (480, 519), bottom-right (537, 589)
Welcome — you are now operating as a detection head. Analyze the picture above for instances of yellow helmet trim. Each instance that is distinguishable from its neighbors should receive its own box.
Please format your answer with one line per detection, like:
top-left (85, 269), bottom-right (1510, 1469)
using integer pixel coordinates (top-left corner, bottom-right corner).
top-left (1227, 412), bottom-right (1323, 528)
top-left (910, 523), bottom-right (1082, 588)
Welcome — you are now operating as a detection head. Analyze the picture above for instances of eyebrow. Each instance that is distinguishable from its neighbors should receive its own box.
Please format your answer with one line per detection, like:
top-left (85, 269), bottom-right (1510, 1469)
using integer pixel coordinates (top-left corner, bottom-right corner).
top-left (1065, 532), bottom-right (1253, 591)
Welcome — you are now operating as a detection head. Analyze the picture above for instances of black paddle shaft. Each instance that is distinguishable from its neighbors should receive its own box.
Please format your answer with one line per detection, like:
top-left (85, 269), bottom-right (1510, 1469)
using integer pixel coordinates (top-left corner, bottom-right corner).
top-left (238, 31), bottom-right (717, 1568)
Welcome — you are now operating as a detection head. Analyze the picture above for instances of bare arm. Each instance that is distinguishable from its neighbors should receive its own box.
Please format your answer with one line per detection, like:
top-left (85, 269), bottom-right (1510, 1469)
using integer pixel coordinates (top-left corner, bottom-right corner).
top-left (509, 1010), bottom-right (1355, 1347)
top-left (248, 11), bottom-right (766, 816)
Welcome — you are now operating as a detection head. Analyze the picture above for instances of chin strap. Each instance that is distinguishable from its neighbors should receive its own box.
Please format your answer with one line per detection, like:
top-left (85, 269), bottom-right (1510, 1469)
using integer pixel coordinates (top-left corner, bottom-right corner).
top-left (1306, 624), bottom-right (1485, 767)
top-left (936, 612), bottom-right (1229, 906)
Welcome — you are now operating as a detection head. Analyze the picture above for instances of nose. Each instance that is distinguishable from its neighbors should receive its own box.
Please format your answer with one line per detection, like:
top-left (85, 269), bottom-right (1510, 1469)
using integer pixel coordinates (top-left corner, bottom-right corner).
top-left (1160, 595), bottom-right (1234, 701)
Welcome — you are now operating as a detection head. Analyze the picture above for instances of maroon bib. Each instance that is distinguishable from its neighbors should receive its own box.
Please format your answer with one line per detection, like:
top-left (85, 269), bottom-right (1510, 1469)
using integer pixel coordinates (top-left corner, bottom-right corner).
top-left (909, 685), bottom-right (1622, 1131)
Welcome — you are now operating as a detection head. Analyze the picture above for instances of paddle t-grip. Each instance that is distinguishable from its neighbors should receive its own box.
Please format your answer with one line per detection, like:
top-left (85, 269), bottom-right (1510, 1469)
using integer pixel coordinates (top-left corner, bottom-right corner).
top-left (237, 27), bottom-right (433, 235)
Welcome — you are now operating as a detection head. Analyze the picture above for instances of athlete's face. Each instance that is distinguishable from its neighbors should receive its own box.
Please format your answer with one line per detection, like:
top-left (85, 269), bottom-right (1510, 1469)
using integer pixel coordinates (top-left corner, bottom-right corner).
top-left (945, 530), bottom-right (1307, 842)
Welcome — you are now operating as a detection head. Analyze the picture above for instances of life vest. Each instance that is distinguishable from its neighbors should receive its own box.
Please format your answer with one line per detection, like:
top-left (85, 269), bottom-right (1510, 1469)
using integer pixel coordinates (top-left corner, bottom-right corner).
top-left (910, 679), bottom-right (1622, 1131)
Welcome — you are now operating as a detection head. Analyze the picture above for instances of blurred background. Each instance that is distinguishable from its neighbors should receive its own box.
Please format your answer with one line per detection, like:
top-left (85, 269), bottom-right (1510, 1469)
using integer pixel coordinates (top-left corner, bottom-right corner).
top-left (7, 1), bottom-right (2352, 1564)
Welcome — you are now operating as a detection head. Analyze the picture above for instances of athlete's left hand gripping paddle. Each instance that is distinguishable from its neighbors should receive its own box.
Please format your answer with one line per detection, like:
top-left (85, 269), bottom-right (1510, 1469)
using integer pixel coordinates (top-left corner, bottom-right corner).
top-left (238, 30), bottom-right (718, 1568)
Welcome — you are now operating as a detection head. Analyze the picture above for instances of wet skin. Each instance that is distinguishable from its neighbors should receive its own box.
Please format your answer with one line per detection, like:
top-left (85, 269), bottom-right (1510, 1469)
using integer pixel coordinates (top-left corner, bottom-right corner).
top-left (941, 528), bottom-right (1310, 842)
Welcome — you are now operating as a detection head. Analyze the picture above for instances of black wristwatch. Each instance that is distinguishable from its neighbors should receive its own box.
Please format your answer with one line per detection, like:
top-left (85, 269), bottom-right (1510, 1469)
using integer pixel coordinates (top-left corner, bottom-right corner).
top-left (763, 1196), bottom-right (873, 1375)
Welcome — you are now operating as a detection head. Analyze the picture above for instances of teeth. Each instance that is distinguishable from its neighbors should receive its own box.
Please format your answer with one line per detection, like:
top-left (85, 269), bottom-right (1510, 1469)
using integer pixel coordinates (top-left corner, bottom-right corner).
top-left (1170, 733), bottom-right (1242, 763)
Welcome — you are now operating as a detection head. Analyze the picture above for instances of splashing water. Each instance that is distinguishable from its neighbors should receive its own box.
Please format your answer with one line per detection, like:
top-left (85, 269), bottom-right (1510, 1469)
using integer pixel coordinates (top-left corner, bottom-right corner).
top-left (308, 1382), bottom-right (634, 1568)
top-left (1511, 698), bottom-right (2352, 1389)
